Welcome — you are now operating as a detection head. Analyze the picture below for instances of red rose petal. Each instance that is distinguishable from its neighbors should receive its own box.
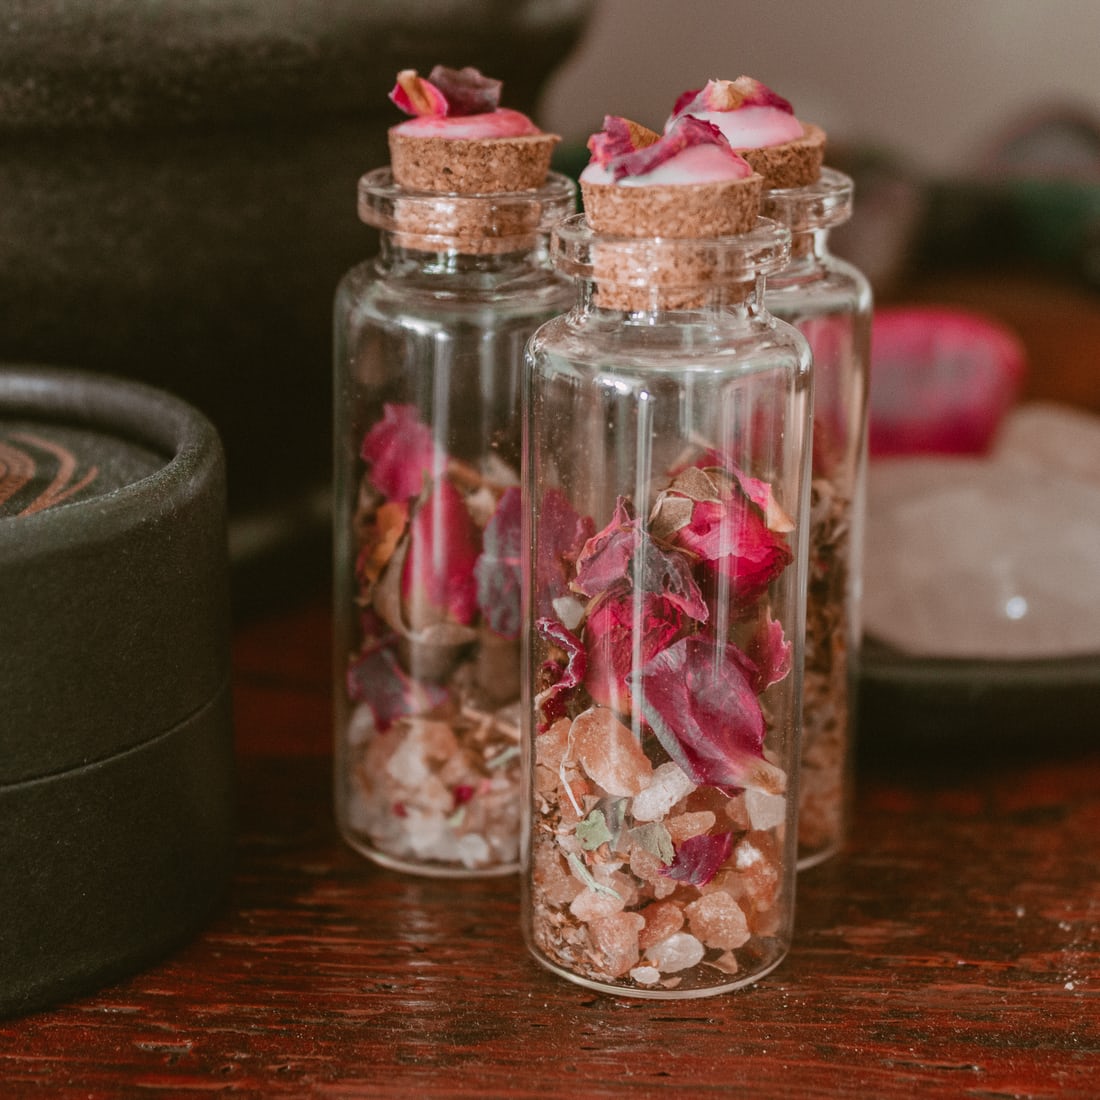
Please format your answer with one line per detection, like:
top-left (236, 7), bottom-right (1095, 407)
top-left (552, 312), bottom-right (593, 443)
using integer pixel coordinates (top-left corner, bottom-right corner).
top-left (660, 830), bottom-right (734, 887)
top-left (536, 617), bottom-right (588, 726)
top-left (607, 115), bottom-right (746, 182)
top-left (583, 587), bottom-right (685, 715)
top-left (536, 490), bottom-right (596, 616)
top-left (633, 636), bottom-right (785, 796)
top-left (389, 69), bottom-right (450, 118)
top-left (401, 478), bottom-right (481, 628)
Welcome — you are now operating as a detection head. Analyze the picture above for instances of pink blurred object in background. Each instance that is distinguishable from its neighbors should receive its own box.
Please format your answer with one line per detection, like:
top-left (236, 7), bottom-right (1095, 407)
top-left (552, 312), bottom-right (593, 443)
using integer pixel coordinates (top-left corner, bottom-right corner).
top-left (869, 306), bottom-right (1027, 456)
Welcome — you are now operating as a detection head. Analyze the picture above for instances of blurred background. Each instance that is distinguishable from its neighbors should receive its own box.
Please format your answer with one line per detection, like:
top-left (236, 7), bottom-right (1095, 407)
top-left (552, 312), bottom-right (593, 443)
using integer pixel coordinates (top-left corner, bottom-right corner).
top-left (2, 0), bottom-right (1097, 614)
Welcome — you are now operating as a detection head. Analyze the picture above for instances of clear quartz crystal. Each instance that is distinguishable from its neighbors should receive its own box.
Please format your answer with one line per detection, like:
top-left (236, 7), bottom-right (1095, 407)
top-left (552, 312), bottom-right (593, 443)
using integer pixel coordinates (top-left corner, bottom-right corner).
top-left (522, 214), bottom-right (812, 998)
top-left (333, 168), bottom-right (575, 877)
top-left (763, 169), bottom-right (872, 868)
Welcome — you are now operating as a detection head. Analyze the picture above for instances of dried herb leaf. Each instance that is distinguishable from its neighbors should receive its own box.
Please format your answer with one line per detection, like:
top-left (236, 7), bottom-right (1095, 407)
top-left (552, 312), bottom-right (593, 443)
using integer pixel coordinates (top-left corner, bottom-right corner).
top-left (630, 821), bottom-right (675, 866)
top-left (577, 809), bottom-right (613, 851)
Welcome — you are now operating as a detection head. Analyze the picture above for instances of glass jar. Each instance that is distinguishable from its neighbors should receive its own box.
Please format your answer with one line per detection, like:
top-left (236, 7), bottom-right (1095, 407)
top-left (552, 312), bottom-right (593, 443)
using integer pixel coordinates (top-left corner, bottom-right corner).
top-left (333, 167), bottom-right (575, 876)
top-left (522, 214), bottom-right (813, 997)
top-left (763, 168), bottom-right (872, 868)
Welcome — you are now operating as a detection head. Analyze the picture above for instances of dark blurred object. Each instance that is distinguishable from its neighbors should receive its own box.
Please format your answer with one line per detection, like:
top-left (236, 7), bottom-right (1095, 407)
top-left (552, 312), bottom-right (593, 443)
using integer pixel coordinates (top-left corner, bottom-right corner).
top-left (0, 1), bottom-right (594, 607)
top-left (911, 103), bottom-right (1100, 289)
top-left (827, 146), bottom-right (927, 299)
top-left (1, 365), bottom-right (234, 1018)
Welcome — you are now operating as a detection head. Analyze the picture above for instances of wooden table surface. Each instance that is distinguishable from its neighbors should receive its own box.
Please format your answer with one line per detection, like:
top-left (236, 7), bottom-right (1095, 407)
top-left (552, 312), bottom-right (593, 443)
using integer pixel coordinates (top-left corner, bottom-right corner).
top-left (2, 270), bottom-right (1098, 1097)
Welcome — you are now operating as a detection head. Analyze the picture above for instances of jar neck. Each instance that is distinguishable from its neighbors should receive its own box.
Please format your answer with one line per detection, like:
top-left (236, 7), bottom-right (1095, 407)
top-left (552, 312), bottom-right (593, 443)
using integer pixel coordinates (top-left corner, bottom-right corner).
top-left (553, 215), bottom-right (791, 318)
top-left (374, 230), bottom-right (552, 278)
top-left (359, 166), bottom-right (575, 275)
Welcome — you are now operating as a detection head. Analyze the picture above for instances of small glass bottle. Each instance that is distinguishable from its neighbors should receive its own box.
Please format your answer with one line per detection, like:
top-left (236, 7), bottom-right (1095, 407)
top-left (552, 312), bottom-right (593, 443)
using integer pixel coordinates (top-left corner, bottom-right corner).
top-left (763, 168), bottom-right (872, 869)
top-left (333, 167), bottom-right (575, 876)
top-left (522, 214), bottom-right (813, 997)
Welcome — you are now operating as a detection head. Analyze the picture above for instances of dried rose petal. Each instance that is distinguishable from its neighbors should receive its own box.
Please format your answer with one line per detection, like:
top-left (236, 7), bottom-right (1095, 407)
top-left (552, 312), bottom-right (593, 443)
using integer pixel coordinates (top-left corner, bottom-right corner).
top-left (744, 609), bottom-right (792, 693)
top-left (673, 76), bottom-right (794, 120)
top-left (346, 643), bottom-right (447, 731)
top-left (571, 497), bottom-right (636, 598)
top-left (605, 114), bottom-right (747, 182)
top-left (356, 499), bottom-right (409, 588)
top-left (427, 65), bottom-right (502, 116)
top-left (586, 115), bottom-right (661, 167)
top-left (583, 587), bottom-right (685, 716)
top-left (389, 69), bottom-right (450, 118)
top-left (659, 467), bottom-right (793, 606)
top-left (632, 635), bottom-right (785, 796)
top-left (474, 487), bottom-right (522, 639)
top-left (536, 490), bottom-right (596, 615)
top-left (661, 830), bottom-right (734, 887)
top-left (401, 478), bottom-right (481, 629)
top-left (535, 617), bottom-right (587, 726)
top-left (361, 404), bottom-right (442, 502)
top-left (573, 497), bottom-right (707, 622)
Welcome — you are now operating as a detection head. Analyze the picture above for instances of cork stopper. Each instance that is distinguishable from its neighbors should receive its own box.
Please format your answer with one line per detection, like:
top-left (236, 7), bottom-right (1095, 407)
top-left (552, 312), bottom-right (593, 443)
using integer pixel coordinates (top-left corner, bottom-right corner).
top-left (577, 173), bottom-right (766, 309)
top-left (553, 213), bottom-right (791, 314)
top-left (739, 123), bottom-right (826, 189)
top-left (388, 130), bottom-right (561, 195)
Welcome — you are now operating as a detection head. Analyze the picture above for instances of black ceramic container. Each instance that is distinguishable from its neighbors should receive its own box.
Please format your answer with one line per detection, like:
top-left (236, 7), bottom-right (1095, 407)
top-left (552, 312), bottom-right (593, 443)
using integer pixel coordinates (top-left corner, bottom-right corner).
top-left (0, 365), bottom-right (234, 1018)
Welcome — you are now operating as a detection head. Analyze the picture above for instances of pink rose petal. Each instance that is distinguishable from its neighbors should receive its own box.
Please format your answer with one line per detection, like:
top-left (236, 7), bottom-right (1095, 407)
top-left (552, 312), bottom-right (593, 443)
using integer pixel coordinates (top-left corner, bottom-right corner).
top-left (401, 478), bottom-right (481, 628)
top-left (583, 587), bottom-right (685, 715)
top-left (536, 617), bottom-right (588, 727)
top-left (346, 642), bottom-right (448, 730)
top-left (536, 490), bottom-right (596, 616)
top-left (361, 404), bottom-right (443, 502)
top-left (605, 115), bottom-right (749, 182)
top-left (633, 635), bottom-right (785, 796)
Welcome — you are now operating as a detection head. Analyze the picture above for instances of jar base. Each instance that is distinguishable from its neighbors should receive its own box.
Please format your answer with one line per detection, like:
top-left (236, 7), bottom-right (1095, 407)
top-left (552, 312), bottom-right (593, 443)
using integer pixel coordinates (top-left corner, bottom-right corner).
top-left (340, 827), bottom-right (518, 879)
top-left (525, 944), bottom-right (788, 1000)
top-left (796, 837), bottom-right (844, 871)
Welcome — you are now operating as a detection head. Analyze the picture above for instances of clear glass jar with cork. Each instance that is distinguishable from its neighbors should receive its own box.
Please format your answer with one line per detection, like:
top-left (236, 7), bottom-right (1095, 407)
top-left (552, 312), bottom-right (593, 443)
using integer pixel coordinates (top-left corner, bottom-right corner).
top-left (521, 115), bottom-right (813, 997)
top-left (333, 66), bottom-right (574, 876)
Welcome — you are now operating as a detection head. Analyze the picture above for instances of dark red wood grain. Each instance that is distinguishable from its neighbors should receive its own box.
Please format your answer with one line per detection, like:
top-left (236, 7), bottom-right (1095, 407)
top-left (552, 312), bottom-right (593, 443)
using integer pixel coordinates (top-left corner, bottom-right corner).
top-left (1, 592), bottom-right (1097, 1099)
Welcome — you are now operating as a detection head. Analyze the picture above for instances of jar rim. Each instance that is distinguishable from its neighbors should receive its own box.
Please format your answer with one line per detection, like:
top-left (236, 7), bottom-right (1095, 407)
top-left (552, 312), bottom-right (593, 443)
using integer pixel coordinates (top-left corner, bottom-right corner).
top-left (761, 167), bottom-right (854, 232)
top-left (551, 214), bottom-right (792, 287)
top-left (357, 167), bottom-right (577, 239)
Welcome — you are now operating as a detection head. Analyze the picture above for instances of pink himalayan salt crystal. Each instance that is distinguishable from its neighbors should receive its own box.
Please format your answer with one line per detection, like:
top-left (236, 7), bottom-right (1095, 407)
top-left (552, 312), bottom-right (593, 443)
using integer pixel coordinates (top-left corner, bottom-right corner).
top-left (705, 835), bottom-right (781, 916)
top-left (570, 887), bottom-right (625, 922)
top-left (744, 788), bottom-right (786, 832)
top-left (646, 931), bottom-right (705, 973)
top-left (571, 707), bottom-right (653, 797)
top-left (667, 811), bottom-right (717, 844)
top-left (591, 864), bottom-right (642, 909)
top-left (628, 846), bottom-right (678, 899)
top-left (637, 900), bottom-right (685, 950)
top-left (589, 912), bottom-right (645, 978)
top-left (685, 892), bottom-right (751, 951)
top-left (533, 843), bottom-right (583, 906)
top-left (630, 762), bottom-right (696, 822)
top-left (535, 718), bottom-right (571, 782)
top-left (629, 965), bottom-right (662, 986)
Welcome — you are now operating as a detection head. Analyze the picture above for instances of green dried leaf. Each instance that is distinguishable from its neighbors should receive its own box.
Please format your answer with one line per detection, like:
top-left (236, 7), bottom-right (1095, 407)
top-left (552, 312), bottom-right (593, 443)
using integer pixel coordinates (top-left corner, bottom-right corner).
top-left (629, 821), bottom-right (675, 866)
top-left (576, 809), bottom-right (613, 851)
